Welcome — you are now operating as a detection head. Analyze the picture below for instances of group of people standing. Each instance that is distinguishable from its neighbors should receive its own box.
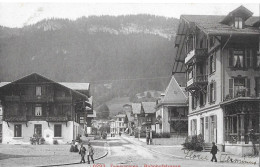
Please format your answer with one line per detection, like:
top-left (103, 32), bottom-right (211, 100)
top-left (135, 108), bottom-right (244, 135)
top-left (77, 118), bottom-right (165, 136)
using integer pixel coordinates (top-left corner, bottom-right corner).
top-left (70, 140), bottom-right (95, 164)
top-left (79, 143), bottom-right (95, 164)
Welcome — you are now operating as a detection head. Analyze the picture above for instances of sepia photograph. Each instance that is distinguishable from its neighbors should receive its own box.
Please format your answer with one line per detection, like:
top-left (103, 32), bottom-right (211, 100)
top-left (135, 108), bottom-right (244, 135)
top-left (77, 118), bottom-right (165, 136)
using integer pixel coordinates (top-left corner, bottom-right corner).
top-left (0, 1), bottom-right (259, 167)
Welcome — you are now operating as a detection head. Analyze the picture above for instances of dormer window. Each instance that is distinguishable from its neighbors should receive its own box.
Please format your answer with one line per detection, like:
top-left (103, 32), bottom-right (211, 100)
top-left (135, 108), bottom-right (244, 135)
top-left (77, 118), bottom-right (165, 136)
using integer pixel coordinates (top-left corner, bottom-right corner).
top-left (234, 17), bottom-right (243, 29)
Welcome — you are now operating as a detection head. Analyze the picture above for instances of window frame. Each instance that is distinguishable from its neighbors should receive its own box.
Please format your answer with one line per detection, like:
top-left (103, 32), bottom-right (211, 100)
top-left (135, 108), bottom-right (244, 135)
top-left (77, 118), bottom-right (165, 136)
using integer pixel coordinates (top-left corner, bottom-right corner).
top-left (209, 52), bottom-right (216, 74)
top-left (14, 124), bottom-right (22, 137)
top-left (35, 105), bottom-right (42, 116)
top-left (54, 124), bottom-right (62, 137)
top-left (36, 86), bottom-right (42, 96)
top-left (234, 17), bottom-right (243, 29)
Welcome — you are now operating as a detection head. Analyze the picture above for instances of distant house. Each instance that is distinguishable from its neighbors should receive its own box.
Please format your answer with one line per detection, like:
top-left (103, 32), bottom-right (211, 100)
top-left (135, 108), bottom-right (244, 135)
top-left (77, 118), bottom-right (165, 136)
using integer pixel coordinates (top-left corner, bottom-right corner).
top-left (0, 73), bottom-right (92, 144)
top-left (155, 76), bottom-right (188, 135)
top-left (123, 104), bottom-right (134, 134)
top-left (141, 102), bottom-right (156, 131)
top-left (114, 114), bottom-right (126, 134)
top-left (132, 103), bottom-right (144, 129)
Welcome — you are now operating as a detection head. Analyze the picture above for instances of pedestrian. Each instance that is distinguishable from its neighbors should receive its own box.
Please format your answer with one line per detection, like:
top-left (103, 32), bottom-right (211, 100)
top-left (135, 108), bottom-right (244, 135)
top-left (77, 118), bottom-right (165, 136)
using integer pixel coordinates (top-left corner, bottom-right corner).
top-left (79, 143), bottom-right (86, 163)
top-left (210, 142), bottom-right (218, 162)
top-left (87, 143), bottom-right (95, 164)
top-left (146, 132), bottom-right (150, 145)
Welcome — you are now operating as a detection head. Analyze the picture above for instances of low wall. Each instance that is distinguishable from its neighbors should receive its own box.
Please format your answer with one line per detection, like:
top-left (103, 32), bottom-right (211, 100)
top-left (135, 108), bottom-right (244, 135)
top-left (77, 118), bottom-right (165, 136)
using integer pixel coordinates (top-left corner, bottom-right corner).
top-left (225, 144), bottom-right (259, 156)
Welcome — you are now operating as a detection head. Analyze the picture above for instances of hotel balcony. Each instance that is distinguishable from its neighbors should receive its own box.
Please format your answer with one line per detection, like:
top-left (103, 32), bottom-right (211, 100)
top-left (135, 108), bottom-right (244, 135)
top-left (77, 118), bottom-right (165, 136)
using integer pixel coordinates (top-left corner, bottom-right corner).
top-left (185, 48), bottom-right (208, 65)
top-left (186, 74), bottom-right (208, 91)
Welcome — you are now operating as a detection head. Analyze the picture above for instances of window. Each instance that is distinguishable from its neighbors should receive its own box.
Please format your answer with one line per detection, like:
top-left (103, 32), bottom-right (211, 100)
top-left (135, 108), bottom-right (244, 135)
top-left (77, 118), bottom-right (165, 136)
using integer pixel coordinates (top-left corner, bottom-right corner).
top-left (187, 68), bottom-right (193, 80)
top-left (209, 36), bottom-right (215, 48)
top-left (54, 124), bottom-right (62, 137)
top-left (147, 117), bottom-right (152, 122)
top-left (229, 78), bottom-right (250, 98)
top-left (192, 94), bottom-right (197, 109)
top-left (234, 78), bottom-right (246, 97)
top-left (191, 119), bottom-right (197, 135)
top-left (256, 78), bottom-right (260, 97)
top-left (209, 53), bottom-right (216, 74)
top-left (234, 17), bottom-right (243, 29)
top-left (256, 52), bottom-right (260, 68)
top-left (119, 118), bottom-right (122, 121)
top-left (14, 124), bottom-right (22, 137)
top-left (35, 106), bottom-right (42, 116)
top-left (36, 86), bottom-right (42, 96)
top-left (199, 91), bottom-right (206, 107)
top-left (208, 82), bottom-right (216, 103)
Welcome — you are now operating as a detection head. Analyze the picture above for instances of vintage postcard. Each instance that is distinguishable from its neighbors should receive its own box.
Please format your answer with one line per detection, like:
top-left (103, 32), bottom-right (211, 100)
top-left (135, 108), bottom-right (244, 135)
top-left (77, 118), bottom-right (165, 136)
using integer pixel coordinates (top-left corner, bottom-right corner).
top-left (0, 1), bottom-right (259, 167)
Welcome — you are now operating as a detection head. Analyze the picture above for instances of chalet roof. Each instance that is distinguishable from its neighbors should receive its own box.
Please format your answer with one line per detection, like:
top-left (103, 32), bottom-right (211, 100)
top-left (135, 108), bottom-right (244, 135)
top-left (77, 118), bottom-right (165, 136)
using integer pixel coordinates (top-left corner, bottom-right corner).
top-left (125, 111), bottom-right (134, 122)
top-left (87, 110), bottom-right (96, 118)
top-left (142, 102), bottom-right (156, 114)
top-left (132, 103), bottom-right (142, 114)
top-left (181, 14), bottom-right (260, 35)
top-left (159, 76), bottom-right (188, 106)
top-left (59, 82), bottom-right (89, 91)
top-left (0, 73), bottom-right (89, 98)
top-left (220, 5), bottom-right (253, 24)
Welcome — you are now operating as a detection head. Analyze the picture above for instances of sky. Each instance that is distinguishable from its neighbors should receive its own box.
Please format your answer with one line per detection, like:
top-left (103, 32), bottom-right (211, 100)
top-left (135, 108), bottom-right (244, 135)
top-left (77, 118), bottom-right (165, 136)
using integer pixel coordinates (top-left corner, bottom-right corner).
top-left (0, 2), bottom-right (259, 28)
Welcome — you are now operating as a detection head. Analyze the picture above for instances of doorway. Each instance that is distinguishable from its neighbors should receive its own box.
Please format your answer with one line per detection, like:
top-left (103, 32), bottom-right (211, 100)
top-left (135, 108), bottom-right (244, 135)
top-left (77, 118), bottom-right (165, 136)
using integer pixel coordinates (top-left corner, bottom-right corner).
top-left (34, 124), bottom-right (42, 137)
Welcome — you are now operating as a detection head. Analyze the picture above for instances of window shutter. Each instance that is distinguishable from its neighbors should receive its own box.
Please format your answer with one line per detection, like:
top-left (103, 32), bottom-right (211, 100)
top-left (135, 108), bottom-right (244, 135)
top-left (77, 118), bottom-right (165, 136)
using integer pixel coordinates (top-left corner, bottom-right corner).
top-left (207, 84), bottom-right (210, 103)
top-left (213, 82), bottom-right (216, 102)
top-left (252, 49), bottom-right (257, 68)
top-left (229, 48), bottom-right (234, 67)
top-left (229, 79), bottom-right (234, 98)
top-left (245, 49), bottom-right (251, 68)
top-left (247, 78), bottom-right (250, 96)
top-left (214, 52), bottom-right (216, 72)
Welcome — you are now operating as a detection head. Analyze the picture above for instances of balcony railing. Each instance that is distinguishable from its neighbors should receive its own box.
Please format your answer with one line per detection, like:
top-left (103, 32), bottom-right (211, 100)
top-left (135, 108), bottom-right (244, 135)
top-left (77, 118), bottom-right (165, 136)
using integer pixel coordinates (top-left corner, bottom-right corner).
top-left (54, 96), bottom-right (72, 102)
top-left (5, 96), bottom-right (20, 102)
top-left (4, 115), bottom-right (28, 122)
top-left (46, 115), bottom-right (69, 122)
top-left (187, 74), bottom-right (208, 88)
top-left (185, 48), bottom-right (207, 64)
top-left (168, 117), bottom-right (188, 122)
top-left (21, 95), bottom-right (54, 102)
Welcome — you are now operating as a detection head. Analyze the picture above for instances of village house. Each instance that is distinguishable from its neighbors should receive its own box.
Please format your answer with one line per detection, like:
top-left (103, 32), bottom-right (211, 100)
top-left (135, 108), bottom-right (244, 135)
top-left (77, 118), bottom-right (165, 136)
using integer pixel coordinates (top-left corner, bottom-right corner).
top-left (141, 102), bottom-right (156, 132)
top-left (173, 6), bottom-right (260, 155)
top-left (0, 73), bottom-right (93, 144)
top-left (123, 104), bottom-right (135, 135)
top-left (155, 76), bottom-right (188, 135)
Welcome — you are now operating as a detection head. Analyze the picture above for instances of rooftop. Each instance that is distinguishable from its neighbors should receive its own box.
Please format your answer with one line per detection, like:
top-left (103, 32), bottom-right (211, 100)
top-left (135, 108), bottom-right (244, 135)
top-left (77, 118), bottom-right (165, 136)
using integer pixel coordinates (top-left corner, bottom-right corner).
top-left (142, 102), bottom-right (156, 114)
top-left (132, 103), bottom-right (142, 114)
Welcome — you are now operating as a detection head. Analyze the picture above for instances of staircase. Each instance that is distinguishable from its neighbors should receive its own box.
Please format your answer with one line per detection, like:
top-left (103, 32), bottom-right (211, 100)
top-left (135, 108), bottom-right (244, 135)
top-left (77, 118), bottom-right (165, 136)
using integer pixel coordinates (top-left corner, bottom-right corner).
top-left (202, 143), bottom-right (212, 152)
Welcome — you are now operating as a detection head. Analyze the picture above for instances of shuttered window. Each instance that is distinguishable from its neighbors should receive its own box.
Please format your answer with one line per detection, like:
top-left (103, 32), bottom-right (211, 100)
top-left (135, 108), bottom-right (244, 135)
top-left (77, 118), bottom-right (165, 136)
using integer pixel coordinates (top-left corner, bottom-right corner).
top-left (229, 79), bottom-right (234, 98)
top-left (209, 82), bottom-right (216, 103)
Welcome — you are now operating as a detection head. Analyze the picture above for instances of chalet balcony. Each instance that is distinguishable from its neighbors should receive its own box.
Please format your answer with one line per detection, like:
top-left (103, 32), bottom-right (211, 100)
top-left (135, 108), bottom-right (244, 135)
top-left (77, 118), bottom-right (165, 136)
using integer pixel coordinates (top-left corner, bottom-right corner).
top-left (185, 48), bottom-right (208, 64)
top-left (46, 115), bottom-right (69, 122)
top-left (186, 74), bottom-right (208, 91)
top-left (54, 96), bottom-right (72, 102)
top-left (142, 120), bottom-right (152, 126)
top-left (5, 95), bottom-right (20, 102)
top-left (4, 115), bottom-right (28, 122)
top-left (20, 95), bottom-right (54, 102)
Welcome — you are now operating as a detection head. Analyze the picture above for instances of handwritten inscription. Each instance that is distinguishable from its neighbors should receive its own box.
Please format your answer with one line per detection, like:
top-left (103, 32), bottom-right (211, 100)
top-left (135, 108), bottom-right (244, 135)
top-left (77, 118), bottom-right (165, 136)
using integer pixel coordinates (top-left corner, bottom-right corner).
top-left (183, 149), bottom-right (257, 165)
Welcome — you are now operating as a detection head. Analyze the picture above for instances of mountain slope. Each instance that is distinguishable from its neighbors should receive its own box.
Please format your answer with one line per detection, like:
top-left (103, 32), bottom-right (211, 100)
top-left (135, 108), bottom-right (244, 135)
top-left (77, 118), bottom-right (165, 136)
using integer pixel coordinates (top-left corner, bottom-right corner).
top-left (0, 15), bottom-right (184, 106)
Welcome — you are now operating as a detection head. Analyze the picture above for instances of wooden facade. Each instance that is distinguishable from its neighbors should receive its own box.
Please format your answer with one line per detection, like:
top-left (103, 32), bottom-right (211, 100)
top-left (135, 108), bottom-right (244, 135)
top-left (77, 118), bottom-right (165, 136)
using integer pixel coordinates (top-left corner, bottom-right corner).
top-left (0, 73), bottom-right (92, 144)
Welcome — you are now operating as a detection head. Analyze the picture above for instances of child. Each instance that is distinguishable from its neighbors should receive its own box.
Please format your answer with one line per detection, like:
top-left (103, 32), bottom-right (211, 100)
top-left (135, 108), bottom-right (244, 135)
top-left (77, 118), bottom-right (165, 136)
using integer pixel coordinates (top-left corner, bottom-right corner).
top-left (210, 142), bottom-right (218, 162)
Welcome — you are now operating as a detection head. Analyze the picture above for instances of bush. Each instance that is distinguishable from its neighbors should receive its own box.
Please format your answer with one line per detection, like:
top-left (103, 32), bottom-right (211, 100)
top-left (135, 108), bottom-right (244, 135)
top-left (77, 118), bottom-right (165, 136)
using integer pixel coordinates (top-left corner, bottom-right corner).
top-left (182, 134), bottom-right (204, 151)
top-left (53, 139), bottom-right (58, 145)
top-left (40, 137), bottom-right (45, 144)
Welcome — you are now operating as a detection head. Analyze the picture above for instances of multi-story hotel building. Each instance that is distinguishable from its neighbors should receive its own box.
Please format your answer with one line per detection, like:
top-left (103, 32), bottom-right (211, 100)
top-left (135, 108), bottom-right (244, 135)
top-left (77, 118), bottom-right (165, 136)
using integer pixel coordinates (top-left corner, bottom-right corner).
top-left (173, 6), bottom-right (260, 155)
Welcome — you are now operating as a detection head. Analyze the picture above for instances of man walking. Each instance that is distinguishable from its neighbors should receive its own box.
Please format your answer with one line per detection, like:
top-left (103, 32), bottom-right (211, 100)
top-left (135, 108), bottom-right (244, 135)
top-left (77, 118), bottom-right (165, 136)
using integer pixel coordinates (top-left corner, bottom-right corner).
top-left (79, 143), bottom-right (86, 163)
top-left (87, 143), bottom-right (95, 164)
top-left (210, 142), bottom-right (218, 162)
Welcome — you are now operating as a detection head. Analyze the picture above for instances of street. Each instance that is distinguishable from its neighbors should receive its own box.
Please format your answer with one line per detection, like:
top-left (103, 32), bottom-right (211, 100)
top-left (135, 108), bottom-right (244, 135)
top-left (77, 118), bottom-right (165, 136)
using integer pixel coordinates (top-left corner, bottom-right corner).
top-left (93, 136), bottom-right (258, 167)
